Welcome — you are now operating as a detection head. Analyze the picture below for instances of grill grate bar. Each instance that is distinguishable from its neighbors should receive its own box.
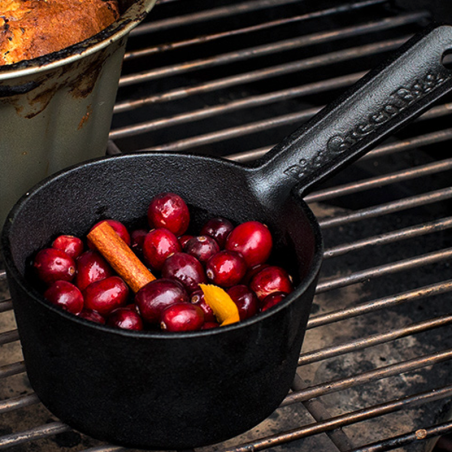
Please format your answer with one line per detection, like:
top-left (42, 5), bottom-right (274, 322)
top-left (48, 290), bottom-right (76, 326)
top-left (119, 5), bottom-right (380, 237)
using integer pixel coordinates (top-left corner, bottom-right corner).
top-left (130, 0), bottom-right (389, 36)
top-left (309, 280), bottom-right (452, 328)
top-left (316, 247), bottom-right (452, 293)
top-left (323, 217), bottom-right (452, 259)
top-left (0, 300), bottom-right (12, 313)
top-left (139, 109), bottom-right (315, 150)
top-left (118, 33), bottom-right (407, 90)
top-left (0, 394), bottom-right (40, 415)
top-left (0, 330), bottom-right (19, 346)
top-left (318, 187), bottom-right (452, 229)
top-left (0, 422), bottom-right (71, 450)
top-left (358, 128), bottom-right (452, 162)
top-left (0, 361), bottom-right (25, 379)
top-left (207, 98), bottom-right (452, 162)
top-left (299, 317), bottom-right (452, 366)
top-left (125, 3), bottom-right (420, 62)
top-left (287, 349), bottom-right (452, 405)
top-left (124, 11), bottom-right (424, 70)
top-left (111, 71), bottom-right (364, 137)
top-left (224, 104), bottom-right (452, 161)
top-left (114, 103), bottom-right (452, 157)
top-left (308, 154), bottom-right (452, 203)
top-left (347, 421), bottom-right (452, 452)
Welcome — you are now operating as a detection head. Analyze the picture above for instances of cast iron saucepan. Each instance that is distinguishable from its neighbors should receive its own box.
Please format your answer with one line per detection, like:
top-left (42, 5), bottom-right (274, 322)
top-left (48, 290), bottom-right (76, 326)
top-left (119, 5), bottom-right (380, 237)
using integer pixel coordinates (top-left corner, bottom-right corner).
top-left (3, 25), bottom-right (452, 450)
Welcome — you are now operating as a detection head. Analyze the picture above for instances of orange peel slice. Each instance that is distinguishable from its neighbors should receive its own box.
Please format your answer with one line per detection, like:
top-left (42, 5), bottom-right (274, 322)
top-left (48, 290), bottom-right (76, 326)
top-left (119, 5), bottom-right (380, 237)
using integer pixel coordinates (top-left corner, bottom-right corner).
top-left (199, 283), bottom-right (240, 326)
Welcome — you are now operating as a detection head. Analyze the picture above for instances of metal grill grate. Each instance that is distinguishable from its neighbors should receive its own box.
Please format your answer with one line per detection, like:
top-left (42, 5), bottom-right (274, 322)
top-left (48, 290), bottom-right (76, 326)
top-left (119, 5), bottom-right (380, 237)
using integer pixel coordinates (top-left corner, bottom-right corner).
top-left (2, 0), bottom-right (452, 450)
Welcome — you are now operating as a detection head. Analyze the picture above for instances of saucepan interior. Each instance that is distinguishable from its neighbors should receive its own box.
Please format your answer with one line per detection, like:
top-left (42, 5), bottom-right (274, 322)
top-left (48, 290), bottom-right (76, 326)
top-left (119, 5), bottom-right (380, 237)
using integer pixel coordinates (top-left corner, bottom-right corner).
top-left (2, 152), bottom-right (323, 449)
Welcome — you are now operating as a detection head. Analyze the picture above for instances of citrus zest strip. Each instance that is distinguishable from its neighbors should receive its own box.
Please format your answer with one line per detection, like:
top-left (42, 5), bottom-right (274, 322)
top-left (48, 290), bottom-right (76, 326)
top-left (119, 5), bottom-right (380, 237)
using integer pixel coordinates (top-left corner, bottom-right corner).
top-left (199, 283), bottom-right (240, 326)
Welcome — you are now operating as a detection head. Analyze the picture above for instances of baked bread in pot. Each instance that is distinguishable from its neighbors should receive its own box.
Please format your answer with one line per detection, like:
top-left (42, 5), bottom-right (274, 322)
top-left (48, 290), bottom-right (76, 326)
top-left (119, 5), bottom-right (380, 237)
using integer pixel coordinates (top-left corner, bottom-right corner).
top-left (0, 0), bottom-right (120, 66)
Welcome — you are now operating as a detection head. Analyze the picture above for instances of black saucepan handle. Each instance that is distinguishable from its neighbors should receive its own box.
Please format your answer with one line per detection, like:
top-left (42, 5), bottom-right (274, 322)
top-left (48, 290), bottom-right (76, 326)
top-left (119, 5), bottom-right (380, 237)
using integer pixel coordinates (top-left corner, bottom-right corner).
top-left (250, 25), bottom-right (452, 208)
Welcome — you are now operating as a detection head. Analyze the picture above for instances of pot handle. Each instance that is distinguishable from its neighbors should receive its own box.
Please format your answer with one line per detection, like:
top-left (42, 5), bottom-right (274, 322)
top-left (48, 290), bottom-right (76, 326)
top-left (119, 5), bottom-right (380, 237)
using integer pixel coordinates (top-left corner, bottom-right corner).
top-left (252, 25), bottom-right (452, 207)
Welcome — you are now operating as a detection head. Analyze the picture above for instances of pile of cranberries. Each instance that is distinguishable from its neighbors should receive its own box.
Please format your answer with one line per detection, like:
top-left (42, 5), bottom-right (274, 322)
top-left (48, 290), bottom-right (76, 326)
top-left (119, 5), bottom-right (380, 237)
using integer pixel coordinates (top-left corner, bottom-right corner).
top-left (31, 193), bottom-right (294, 332)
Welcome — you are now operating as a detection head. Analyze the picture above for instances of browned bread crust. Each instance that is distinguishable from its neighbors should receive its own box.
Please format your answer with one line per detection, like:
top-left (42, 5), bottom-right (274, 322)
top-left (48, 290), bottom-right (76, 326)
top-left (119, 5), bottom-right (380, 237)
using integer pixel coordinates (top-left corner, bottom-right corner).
top-left (0, 0), bottom-right (120, 66)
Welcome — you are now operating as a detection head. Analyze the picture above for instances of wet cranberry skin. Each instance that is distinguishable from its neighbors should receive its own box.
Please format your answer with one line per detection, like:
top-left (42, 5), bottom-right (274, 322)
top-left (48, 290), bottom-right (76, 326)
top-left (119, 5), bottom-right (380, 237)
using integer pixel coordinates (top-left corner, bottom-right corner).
top-left (161, 252), bottom-right (206, 293)
top-left (89, 219), bottom-right (131, 246)
top-left (200, 217), bottom-right (234, 248)
top-left (147, 192), bottom-right (190, 236)
top-left (75, 250), bottom-right (113, 291)
top-left (178, 234), bottom-right (193, 249)
top-left (206, 250), bottom-right (247, 288)
top-left (160, 302), bottom-right (204, 332)
top-left (130, 228), bottom-right (148, 256)
top-left (190, 289), bottom-right (216, 322)
top-left (44, 280), bottom-right (84, 315)
top-left (227, 284), bottom-right (259, 320)
top-left (250, 265), bottom-right (293, 301)
top-left (107, 307), bottom-right (144, 331)
top-left (241, 263), bottom-right (270, 285)
top-left (83, 276), bottom-right (129, 316)
top-left (135, 278), bottom-right (189, 324)
top-left (52, 235), bottom-right (84, 259)
top-left (225, 221), bottom-right (273, 267)
top-left (78, 308), bottom-right (106, 324)
top-left (142, 228), bottom-right (181, 271)
top-left (260, 292), bottom-right (287, 312)
top-left (184, 235), bottom-right (220, 264)
top-left (33, 248), bottom-right (76, 285)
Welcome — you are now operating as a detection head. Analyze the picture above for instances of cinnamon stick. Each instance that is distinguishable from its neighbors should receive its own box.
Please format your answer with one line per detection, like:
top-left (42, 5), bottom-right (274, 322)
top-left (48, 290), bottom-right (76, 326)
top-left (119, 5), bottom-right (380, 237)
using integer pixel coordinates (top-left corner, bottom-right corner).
top-left (87, 221), bottom-right (155, 293)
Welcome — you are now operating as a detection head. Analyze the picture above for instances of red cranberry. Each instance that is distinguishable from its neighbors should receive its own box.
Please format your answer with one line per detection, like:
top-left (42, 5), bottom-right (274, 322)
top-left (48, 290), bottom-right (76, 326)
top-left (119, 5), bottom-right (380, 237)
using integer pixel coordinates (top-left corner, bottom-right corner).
top-left (89, 219), bottom-right (131, 247)
top-left (142, 228), bottom-right (181, 271)
top-left (135, 278), bottom-right (189, 324)
top-left (205, 250), bottom-right (247, 288)
top-left (78, 308), bottom-right (106, 324)
top-left (44, 280), bottom-right (84, 315)
top-left (227, 284), bottom-right (259, 320)
top-left (184, 235), bottom-right (220, 264)
top-left (161, 252), bottom-right (206, 293)
top-left (225, 221), bottom-right (273, 267)
top-left (51, 235), bottom-right (84, 259)
top-left (190, 289), bottom-right (216, 323)
top-left (33, 248), bottom-right (76, 285)
top-left (107, 307), bottom-right (144, 331)
top-left (130, 228), bottom-right (148, 256)
top-left (160, 302), bottom-right (204, 332)
top-left (250, 265), bottom-right (293, 301)
top-left (178, 234), bottom-right (193, 249)
top-left (75, 250), bottom-right (113, 291)
top-left (147, 192), bottom-right (190, 236)
top-left (260, 292), bottom-right (287, 312)
top-left (241, 263), bottom-right (270, 285)
top-left (200, 217), bottom-right (234, 248)
top-left (83, 276), bottom-right (129, 316)
top-left (201, 321), bottom-right (220, 329)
